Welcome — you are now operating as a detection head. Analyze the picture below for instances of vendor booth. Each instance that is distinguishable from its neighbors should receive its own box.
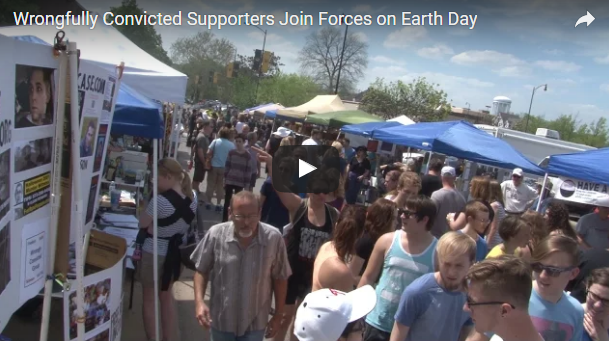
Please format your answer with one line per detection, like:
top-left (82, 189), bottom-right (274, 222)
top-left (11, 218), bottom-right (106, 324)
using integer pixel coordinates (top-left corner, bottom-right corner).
top-left (267, 95), bottom-right (346, 121)
top-left (538, 147), bottom-right (609, 209)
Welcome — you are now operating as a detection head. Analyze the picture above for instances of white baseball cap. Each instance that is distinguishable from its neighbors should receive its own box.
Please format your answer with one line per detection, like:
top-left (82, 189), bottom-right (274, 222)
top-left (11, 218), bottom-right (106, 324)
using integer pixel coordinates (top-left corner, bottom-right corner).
top-left (441, 166), bottom-right (456, 177)
top-left (512, 168), bottom-right (524, 177)
top-left (294, 285), bottom-right (377, 341)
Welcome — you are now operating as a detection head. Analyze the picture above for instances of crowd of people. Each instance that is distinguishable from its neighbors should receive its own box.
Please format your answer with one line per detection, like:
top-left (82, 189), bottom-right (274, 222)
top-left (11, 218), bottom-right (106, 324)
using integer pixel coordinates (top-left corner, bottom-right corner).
top-left (136, 107), bottom-right (609, 341)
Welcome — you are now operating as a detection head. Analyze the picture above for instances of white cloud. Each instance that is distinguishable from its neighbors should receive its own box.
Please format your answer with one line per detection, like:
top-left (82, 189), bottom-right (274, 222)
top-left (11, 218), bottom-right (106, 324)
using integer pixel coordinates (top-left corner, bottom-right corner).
top-left (352, 31), bottom-right (368, 43)
top-left (370, 55), bottom-right (405, 66)
top-left (534, 60), bottom-right (581, 72)
top-left (495, 66), bottom-right (532, 78)
top-left (417, 44), bottom-right (454, 60)
top-left (543, 49), bottom-right (564, 56)
top-left (600, 84), bottom-right (609, 94)
top-left (450, 50), bottom-right (525, 66)
top-left (594, 54), bottom-right (609, 64)
top-left (400, 72), bottom-right (494, 89)
top-left (383, 27), bottom-right (428, 49)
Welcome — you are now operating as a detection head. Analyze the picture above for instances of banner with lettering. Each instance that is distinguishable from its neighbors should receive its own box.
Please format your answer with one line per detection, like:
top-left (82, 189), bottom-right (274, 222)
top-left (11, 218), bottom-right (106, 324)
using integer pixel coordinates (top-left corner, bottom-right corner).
top-left (0, 34), bottom-right (59, 332)
top-left (554, 176), bottom-right (609, 206)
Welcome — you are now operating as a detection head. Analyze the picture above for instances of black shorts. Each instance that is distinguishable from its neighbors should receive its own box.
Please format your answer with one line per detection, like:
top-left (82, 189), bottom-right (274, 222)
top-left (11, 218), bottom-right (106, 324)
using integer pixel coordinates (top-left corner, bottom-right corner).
top-left (286, 275), bottom-right (311, 305)
top-left (363, 322), bottom-right (390, 341)
top-left (193, 162), bottom-right (205, 182)
top-left (342, 319), bottom-right (365, 339)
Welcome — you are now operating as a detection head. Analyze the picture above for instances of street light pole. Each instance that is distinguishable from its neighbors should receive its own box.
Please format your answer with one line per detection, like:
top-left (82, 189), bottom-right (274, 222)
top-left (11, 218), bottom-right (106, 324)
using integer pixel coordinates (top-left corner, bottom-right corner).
top-left (525, 83), bottom-right (547, 132)
top-left (335, 16), bottom-right (349, 95)
top-left (253, 25), bottom-right (267, 103)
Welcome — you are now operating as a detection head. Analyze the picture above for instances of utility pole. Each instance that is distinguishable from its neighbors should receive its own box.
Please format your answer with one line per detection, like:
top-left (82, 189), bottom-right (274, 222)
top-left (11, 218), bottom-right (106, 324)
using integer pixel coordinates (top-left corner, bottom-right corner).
top-left (334, 16), bottom-right (349, 95)
top-left (254, 26), bottom-right (267, 102)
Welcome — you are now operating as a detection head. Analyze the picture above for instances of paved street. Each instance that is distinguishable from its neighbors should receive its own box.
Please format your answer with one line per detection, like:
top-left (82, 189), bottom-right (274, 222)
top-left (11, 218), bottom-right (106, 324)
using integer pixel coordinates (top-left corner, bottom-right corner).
top-left (2, 135), bottom-right (270, 341)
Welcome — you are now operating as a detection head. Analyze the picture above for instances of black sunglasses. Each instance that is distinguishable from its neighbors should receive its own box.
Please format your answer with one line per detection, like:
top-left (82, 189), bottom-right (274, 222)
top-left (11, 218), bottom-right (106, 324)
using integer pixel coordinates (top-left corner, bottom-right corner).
top-left (531, 263), bottom-right (575, 277)
top-left (466, 295), bottom-right (515, 309)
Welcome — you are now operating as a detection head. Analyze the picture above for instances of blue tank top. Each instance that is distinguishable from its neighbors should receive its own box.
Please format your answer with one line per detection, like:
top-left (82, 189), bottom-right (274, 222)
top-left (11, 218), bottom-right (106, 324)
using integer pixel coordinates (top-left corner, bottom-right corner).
top-left (365, 230), bottom-right (437, 333)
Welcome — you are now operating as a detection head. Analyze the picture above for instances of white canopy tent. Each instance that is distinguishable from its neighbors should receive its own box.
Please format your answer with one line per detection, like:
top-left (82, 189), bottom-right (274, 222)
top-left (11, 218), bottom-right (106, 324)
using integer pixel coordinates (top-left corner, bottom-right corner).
top-left (276, 95), bottom-right (346, 120)
top-left (0, 25), bottom-right (187, 104)
top-left (388, 115), bottom-right (416, 125)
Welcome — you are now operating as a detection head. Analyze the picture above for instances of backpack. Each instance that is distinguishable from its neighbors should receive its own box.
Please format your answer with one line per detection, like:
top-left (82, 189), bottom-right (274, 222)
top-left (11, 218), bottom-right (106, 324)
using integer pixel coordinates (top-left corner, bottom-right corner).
top-left (283, 198), bottom-right (339, 238)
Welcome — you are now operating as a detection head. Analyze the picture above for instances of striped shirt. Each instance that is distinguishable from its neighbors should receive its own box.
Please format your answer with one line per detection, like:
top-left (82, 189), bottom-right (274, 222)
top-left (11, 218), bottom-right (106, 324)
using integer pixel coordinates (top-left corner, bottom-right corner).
top-left (142, 191), bottom-right (197, 256)
top-left (224, 149), bottom-right (252, 188)
top-left (190, 221), bottom-right (292, 336)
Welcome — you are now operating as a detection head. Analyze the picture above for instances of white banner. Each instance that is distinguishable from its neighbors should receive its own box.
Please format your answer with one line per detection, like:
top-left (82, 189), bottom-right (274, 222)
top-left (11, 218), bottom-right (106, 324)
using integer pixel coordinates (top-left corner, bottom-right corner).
top-left (554, 177), bottom-right (609, 206)
top-left (68, 61), bottom-right (119, 243)
top-left (63, 253), bottom-right (125, 341)
top-left (19, 217), bottom-right (49, 304)
top-left (0, 34), bottom-right (59, 332)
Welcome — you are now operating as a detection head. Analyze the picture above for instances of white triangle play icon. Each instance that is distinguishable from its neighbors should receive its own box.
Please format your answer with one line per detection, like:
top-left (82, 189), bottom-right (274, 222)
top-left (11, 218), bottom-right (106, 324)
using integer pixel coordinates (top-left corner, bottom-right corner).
top-left (298, 159), bottom-right (317, 178)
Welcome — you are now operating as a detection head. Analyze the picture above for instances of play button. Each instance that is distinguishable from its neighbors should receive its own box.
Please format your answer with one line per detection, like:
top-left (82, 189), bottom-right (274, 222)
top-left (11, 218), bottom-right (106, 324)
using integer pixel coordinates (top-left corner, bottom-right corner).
top-left (299, 159), bottom-right (317, 178)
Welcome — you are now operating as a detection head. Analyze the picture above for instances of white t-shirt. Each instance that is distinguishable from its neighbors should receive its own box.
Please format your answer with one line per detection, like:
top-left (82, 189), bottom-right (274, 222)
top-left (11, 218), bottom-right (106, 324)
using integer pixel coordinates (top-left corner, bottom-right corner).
top-left (236, 122), bottom-right (245, 133)
top-left (301, 138), bottom-right (318, 146)
top-left (500, 180), bottom-right (538, 213)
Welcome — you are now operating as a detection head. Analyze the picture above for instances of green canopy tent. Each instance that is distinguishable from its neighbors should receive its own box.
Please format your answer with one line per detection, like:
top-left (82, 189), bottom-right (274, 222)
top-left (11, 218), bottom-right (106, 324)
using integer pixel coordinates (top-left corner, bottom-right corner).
top-left (306, 110), bottom-right (383, 128)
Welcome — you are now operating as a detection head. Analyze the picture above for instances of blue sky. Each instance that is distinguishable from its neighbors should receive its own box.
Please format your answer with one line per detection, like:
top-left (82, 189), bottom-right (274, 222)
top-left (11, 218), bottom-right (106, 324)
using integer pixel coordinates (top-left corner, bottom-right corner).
top-left (79, 0), bottom-right (609, 124)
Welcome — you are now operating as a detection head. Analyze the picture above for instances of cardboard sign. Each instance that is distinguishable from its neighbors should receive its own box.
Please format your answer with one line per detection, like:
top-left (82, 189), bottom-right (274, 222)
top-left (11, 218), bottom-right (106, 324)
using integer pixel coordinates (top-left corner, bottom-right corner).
top-left (86, 229), bottom-right (127, 270)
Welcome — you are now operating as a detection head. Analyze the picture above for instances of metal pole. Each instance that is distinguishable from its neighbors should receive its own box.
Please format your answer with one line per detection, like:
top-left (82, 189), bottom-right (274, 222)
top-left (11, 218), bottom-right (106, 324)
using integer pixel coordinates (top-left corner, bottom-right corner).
top-left (153, 139), bottom-right (160, 341)
top-left (335, 20), bottom-right (349, 95)
top-left (254, 29), bottom-right (267, 102)
top-left (525, 87), bottom-right (536, 132)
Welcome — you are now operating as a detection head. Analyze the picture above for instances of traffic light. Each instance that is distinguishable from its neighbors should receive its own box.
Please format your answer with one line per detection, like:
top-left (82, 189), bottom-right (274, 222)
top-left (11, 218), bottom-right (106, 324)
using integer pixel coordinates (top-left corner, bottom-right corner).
top-left (213, 72), bottom-right (219, 84)
top-left (261, 51), bottom-right (272, 73)
top-left (208, 71), bottom-right (213, 82)
top-left (253, 49), bottom-right (262, 73)
top-left (226, 62), bottom-right (234, 78)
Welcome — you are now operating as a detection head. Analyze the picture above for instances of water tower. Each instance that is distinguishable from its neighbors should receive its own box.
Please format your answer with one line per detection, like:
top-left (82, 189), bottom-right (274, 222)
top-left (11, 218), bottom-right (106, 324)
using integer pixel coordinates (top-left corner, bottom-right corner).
top-left (491, 96), bottom-right (512, 116)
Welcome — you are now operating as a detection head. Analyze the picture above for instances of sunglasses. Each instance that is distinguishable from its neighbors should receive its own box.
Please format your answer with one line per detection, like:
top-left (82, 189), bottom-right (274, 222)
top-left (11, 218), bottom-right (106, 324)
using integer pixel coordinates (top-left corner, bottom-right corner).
top-left (466, 295), bottom-right (515, 309)
top-left (531, 263), bottom-right (575, 277)
top-left (398, 208), bottom-right (417, 217)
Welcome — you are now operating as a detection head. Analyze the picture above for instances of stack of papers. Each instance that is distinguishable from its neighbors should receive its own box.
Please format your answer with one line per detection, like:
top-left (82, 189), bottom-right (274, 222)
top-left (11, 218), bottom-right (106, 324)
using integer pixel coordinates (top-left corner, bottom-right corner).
top-left (100, 213), bottom-right (139, 229)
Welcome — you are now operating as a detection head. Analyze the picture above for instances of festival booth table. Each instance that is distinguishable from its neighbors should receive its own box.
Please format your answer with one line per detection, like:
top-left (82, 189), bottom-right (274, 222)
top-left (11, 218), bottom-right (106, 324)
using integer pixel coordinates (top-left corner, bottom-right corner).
top-left (537, 148), bottom-right (609, 212)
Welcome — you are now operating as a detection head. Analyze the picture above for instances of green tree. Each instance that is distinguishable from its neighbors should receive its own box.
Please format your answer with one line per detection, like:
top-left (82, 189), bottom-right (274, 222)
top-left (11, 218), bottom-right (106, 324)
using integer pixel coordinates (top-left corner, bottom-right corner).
top-left (512, 113), bottom-right (608, 147)
top-left (360, 77), bottom-right (450, 121)
top-left (298, 26), bottom-right (368, 94)
top-left (109, 0), bottom-right (172, 65)
top-left (0, 0), bottom-right (38, 26)
top-left (257, 73), bottom-right (321, 107)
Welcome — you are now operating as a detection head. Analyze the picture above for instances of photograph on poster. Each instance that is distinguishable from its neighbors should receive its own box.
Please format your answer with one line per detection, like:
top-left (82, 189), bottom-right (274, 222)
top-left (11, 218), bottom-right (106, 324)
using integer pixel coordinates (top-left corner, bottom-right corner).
top-left (68, 278), bottom-right (111, 339)
top-left (14, 64), bottom-right (55, 128)
top-left (14, 171), bottom-right (51, 220)
top-left (14, 137), bottom-right (52, 173)
top-left (0, 222), bottom-right (10, 296)
top-left (93, 124), bottom-right (108, 173)
top-left (86, 175), bottom-right (99, 224)
top-left (80, 117), bottom-right (98, 158)
top-left (110, 297), bottom-right (122, 341)
top-left (0, 148), bottom-right (10, 222)
top-left (87, 328), bottom-right (110, 341)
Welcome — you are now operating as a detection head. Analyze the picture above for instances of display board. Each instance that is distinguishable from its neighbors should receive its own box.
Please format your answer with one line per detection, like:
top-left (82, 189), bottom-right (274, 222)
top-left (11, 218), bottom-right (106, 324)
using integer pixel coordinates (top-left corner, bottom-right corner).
top-left (63, 253), bottom-right (125, 341)
top-left (0, 35), bottom-right (58, 332)
top-left (553, 176), bottom-right (609, 206)
top-left (56, 60), bottom-right (119, 275)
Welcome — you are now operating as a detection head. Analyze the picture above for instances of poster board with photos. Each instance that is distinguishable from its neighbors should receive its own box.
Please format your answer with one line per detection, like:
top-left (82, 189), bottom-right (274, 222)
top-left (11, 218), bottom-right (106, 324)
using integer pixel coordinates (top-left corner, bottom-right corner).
top-left (55, 60), bottom-right (119, 275)
top-left (63, 252), bottom-right (124, 341)
top-left (0, 35), bottom-right (59, 332)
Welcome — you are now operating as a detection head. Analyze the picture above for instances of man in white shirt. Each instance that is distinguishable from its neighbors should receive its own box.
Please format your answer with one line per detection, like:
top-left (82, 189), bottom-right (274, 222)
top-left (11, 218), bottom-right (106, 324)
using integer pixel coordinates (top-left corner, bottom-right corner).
top-left (302, 129), bottom-right (321, 146)
top-left (500, 168), bottom-right (538, 215)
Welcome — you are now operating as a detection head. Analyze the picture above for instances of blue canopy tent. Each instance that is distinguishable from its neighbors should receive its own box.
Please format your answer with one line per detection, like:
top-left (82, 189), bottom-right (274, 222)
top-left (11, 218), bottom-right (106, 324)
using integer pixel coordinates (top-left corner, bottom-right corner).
top-left (112, 82), bottom-right (164, 139)
top-left (265, 109), bottom-right (278, 119)
top-left (340, 121), bottom-right (402, 137)
top-left (373, 120), bottom-right (545, 175)
top-left (11, 35), bottom-right (164, 139)
top-left (545, 148), bottom-right (609, 187)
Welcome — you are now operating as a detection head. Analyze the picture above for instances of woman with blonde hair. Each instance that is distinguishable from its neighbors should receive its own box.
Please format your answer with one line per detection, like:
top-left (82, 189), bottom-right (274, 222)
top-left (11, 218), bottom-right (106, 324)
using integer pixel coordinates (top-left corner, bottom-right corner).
top-left (137, 158), bottom-right (197, 341)
top-left (448, 176), bottom-right (495, 231)
top-left (279, 136), bottom-right (294, 147)
top-left (486, 215), bottom-right (530, 258)
top-left (485, 179), bottom-right (507, 248)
